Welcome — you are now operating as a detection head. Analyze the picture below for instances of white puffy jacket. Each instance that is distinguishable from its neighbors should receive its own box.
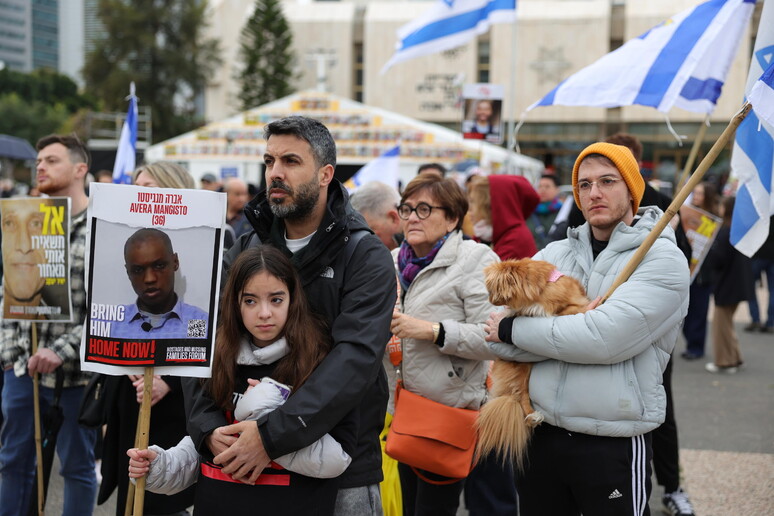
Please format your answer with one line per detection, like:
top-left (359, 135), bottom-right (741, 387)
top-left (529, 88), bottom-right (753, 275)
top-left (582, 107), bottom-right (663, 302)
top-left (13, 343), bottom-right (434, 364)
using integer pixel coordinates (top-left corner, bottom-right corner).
top-left (490, 207), bottom-right (690, 436)
top-left (141, 378), bottom-right (352, 495)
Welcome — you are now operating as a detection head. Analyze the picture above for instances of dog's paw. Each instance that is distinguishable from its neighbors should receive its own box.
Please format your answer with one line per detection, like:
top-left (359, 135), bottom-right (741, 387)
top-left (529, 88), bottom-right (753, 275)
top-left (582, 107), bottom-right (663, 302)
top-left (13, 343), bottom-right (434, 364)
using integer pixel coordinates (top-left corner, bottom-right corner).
top-left (525, 411), bottom-right (544, 427)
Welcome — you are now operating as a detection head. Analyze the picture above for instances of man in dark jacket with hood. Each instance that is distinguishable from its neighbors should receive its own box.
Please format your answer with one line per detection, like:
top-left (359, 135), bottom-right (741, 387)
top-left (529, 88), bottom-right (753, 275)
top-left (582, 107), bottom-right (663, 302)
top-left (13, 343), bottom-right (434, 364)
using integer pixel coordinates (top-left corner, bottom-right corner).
top-left (185, 116), bottom-right (396, 514)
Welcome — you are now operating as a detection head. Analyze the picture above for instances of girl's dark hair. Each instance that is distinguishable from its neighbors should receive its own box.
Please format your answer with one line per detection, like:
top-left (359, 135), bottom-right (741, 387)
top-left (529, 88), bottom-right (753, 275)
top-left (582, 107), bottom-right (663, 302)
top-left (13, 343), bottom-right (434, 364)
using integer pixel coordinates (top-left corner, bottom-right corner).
top-left (206, 245), bottom-right (331, 411)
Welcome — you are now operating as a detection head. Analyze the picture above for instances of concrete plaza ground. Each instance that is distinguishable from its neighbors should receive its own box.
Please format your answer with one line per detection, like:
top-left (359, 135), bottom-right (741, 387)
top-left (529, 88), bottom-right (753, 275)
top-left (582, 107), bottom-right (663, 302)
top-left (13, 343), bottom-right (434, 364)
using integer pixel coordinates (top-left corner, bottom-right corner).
top-left (42, 293), bottom-right (773, 515)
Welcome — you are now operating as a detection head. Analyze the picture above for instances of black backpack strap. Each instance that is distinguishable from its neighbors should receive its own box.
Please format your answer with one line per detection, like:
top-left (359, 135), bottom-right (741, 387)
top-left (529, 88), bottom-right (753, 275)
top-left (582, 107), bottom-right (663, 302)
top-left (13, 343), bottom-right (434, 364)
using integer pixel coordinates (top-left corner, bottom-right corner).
top-left (345, 229), bottom-right (369, 265)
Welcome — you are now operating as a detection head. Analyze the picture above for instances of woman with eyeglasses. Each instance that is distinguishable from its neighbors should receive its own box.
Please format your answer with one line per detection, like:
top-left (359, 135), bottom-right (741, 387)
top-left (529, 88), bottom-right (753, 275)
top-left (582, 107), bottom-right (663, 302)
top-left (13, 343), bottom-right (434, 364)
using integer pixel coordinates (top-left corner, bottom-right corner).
top-left (389, 174), bottom-right (500, 515)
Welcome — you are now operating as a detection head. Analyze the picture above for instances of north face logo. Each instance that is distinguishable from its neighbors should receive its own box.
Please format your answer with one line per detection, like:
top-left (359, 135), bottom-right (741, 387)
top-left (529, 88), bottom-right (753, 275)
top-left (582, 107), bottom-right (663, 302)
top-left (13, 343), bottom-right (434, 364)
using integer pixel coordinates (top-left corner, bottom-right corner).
top-left (320, 267), bottom-right (334, 278)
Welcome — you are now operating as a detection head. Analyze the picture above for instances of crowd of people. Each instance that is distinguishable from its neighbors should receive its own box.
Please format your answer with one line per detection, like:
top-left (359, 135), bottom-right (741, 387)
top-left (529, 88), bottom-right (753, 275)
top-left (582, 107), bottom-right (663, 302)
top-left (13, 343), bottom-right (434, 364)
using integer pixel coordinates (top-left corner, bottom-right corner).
top-left (0, 119), bottom-right (771, 516)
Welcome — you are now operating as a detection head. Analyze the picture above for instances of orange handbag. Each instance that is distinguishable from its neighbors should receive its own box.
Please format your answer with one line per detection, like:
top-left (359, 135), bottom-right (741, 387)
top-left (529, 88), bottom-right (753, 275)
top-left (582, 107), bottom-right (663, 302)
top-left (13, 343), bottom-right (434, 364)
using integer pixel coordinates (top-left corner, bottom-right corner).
top-left (385, 381), bottom-right (478, 482)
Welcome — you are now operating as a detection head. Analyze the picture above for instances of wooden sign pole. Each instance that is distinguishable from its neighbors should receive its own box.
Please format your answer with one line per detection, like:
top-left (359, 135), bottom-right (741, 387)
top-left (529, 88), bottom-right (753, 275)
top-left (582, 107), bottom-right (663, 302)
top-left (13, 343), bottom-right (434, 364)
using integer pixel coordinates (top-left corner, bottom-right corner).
top-left (32, 323), bottom-right (45, 516)
top-left (132, 368), bottom-right (154, 516)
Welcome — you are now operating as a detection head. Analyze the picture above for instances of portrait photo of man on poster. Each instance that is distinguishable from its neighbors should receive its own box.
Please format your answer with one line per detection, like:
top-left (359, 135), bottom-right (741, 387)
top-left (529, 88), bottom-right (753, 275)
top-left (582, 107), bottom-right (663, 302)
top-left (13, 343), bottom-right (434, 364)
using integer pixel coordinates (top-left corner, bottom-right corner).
top-left (462, 98), bottom-right (503, 143)
top-left (113, 227), bottom-right (209, 339)
top-left (81, 182), bottom-right (225, 377)
top-left (88, 222), bottom-right (214, 343)
top-left (0, 197), bottom-right (72, 321)
top-left (461, 83), bottom-right (505, 145)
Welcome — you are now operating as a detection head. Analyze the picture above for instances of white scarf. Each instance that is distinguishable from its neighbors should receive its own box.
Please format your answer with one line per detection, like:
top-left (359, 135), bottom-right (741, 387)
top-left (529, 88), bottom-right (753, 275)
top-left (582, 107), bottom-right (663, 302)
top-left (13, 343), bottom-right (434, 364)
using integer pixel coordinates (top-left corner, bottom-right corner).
top-left (237, 337), bottom-right (289, 366)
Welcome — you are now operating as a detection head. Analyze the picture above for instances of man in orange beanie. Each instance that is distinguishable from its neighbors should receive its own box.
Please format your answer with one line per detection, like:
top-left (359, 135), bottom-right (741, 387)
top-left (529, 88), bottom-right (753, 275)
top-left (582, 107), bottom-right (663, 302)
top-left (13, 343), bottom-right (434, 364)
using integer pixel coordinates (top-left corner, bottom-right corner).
top-left (484, 142), bottom-right (689, 516)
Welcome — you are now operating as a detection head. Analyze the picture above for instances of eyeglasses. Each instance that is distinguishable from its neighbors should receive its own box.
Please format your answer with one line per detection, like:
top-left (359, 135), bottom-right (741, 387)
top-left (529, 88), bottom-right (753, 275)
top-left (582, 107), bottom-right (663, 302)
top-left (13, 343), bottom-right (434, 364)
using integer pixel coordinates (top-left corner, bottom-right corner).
top-left (397, 202), bottom-right (446, 220)
top-left (574, 177), bottom-right (623, 195)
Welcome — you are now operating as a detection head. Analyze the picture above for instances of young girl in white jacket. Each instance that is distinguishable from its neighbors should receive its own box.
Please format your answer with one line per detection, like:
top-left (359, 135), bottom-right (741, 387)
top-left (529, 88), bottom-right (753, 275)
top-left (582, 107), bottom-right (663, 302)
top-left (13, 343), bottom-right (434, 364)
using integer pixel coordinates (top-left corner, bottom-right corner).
top-left (127, 245), bottom-right (353, 515)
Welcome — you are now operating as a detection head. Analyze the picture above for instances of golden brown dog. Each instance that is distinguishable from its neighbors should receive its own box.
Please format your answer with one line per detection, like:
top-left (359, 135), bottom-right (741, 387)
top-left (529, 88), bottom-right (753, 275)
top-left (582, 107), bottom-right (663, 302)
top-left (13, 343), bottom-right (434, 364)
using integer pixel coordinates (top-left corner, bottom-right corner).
top-left (476, 258), bottom-right (590, 469)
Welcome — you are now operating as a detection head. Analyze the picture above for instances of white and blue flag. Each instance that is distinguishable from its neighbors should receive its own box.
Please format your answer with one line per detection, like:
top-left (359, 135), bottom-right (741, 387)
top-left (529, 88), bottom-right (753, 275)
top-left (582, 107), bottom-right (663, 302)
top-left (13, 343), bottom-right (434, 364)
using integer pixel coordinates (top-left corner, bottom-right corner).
top-left (748, 61), bottom-right (774, 127)
top-left (345, 145), bottom-right (401, 193)
top-left (381, 0), bottom-right (517, 74)
top-left (528, 0), bottom-right (754, 114)
top-left (730, 0), bottom-right (774, 257)
top-left (112, 82), bottom-right (138, 184)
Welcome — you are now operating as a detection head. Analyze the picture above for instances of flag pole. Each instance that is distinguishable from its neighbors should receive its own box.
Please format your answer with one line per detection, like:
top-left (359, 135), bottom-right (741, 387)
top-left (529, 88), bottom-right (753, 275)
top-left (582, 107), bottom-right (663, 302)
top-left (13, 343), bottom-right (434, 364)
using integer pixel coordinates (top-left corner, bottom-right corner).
top-left (675, 114), bottom-right (711, 195)
top-left (600, 102), bottom-right (752, 303)
top-left (506, 15), bottom-right (518, 175)
top-left (32, 323), bottom-right (45, 516)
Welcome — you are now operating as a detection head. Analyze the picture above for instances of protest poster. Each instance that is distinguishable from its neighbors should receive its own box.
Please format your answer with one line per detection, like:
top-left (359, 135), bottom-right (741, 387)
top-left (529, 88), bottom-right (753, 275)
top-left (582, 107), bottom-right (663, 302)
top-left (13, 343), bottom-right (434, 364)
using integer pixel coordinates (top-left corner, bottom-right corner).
top-left (80, 183), bottom-right (226, 377)
top-left (461, 83), bottom-right (504, 144)
top-left (0, 197), bottom-right (72, 321)
top-left (679, 203), bottom-right (722, 282)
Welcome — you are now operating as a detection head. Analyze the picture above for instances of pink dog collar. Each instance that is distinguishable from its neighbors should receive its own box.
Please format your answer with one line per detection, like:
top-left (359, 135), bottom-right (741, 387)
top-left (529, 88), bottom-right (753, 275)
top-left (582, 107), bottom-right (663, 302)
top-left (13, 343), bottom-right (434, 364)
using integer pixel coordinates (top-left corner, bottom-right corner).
top-left (548, 269), bottom-right (564, 283)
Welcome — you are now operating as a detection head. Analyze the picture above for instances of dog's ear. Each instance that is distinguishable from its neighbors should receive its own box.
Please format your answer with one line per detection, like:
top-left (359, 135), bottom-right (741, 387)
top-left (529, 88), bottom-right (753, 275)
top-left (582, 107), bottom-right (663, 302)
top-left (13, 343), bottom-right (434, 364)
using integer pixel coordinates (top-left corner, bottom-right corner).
top-left (518, 260), bottom-right (553, 304)
top-left (484, 262), bottom-right (519, 306)
top-left (485, 259), bottom-right (552, 308)
top-left (484, 260), bottom-right (537, 307)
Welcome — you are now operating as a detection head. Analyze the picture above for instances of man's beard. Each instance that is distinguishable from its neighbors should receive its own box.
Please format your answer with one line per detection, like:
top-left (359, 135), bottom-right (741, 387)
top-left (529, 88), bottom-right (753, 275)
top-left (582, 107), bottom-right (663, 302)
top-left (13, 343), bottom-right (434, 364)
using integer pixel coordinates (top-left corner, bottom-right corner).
top-left (267, 175), bottom-right (320, 221)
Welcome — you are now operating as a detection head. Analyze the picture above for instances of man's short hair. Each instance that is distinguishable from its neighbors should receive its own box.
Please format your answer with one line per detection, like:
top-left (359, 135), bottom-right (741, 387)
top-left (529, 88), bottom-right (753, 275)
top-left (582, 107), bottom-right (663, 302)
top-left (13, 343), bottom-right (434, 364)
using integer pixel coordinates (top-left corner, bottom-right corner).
top-left (95, 169), bottom-right (113, 181)
top-left (36, 134), bottom-right (91, 168)
top-left (124, 228), bottom-right (174, 258)
top-left (264, 116), bottom-right (337, 170)
top-left (417, 163), bottom-right (447, 177)
top-left (604, 133), bottom-right (643, 163)
top-left (540, 174), bottom-right (560, 188)
top-left (350, 181), bottom-right (400, 218)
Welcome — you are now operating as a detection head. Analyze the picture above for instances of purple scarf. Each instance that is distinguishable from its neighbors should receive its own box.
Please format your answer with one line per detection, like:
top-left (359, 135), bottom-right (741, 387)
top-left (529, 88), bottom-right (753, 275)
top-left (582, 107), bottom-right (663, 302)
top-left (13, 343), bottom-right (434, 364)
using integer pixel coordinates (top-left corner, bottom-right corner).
top-left (397, 233), bottom-right (450, 290)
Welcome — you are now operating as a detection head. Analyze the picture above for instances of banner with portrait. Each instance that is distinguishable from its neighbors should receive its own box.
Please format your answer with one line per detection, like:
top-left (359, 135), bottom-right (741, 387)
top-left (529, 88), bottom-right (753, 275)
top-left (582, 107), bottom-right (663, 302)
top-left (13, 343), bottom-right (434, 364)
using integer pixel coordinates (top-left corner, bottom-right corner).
top-left (461, 83), bottom-right (504, 145)
top-left (679, 203), bottom-right (722, 282)
top-left (80, 183), bottom-right (226, 377)
top-left (1, 197), bottom-right (73, 321)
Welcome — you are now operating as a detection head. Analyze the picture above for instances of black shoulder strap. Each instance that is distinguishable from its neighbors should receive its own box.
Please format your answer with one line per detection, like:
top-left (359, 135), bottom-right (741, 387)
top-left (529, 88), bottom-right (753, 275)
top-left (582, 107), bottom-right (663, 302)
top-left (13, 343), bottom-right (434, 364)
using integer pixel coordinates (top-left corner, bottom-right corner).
top-left (345, 229), bottom-right (369, 265)
top-left (242, 231), bottom-right (261, 251)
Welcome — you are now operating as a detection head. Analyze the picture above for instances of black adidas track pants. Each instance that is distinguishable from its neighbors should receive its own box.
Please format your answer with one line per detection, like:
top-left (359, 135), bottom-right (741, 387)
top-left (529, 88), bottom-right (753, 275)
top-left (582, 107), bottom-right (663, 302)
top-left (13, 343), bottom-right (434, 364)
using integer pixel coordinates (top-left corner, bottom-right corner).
top-left (515, 423), bottom-right (652, 515)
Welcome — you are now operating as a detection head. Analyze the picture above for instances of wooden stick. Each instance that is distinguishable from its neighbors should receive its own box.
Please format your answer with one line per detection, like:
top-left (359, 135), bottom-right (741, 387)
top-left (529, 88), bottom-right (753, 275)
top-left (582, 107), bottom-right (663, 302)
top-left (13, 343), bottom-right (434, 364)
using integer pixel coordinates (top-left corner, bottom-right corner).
top-left (600, 102), bottom-right (752, 303)
top-left (132, 368), bottom-right (154, 516)
top-left (32, 323), bottom-right (45, 516)
top-left (124, 404), bottom-right (143, 516)
top-left (675, 114), bottom-right (711, 195)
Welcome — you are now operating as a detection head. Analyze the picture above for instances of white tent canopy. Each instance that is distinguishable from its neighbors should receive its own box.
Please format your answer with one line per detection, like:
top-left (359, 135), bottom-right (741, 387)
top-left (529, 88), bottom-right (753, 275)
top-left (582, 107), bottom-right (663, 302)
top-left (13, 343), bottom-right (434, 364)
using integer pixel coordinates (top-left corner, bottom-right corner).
top-left (145, 90), bottom-right (544, 187)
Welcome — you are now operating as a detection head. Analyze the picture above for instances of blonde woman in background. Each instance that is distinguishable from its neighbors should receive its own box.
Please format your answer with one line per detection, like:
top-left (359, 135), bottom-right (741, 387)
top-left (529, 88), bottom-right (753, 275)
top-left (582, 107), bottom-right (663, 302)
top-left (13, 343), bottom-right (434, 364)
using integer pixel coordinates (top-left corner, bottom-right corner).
top-left (133, 162), bottom-right (196, 189)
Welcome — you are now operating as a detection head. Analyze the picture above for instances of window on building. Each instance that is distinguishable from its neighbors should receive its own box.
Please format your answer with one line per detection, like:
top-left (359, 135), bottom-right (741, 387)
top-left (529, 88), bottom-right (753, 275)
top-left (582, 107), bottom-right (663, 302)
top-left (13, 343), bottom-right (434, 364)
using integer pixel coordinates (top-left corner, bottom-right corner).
top-left (353, 42), bottom-right (363, 103)
top-left (477, 37), bottom-right (490, 83)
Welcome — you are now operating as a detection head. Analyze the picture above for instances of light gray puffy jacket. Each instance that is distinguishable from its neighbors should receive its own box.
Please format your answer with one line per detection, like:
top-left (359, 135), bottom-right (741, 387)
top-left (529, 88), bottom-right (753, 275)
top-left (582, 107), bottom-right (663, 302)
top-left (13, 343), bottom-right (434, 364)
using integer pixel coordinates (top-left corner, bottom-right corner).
top-left (490, 207), bottom-right (690, 436)
top-left (393, 230), bottom-right (500, 410)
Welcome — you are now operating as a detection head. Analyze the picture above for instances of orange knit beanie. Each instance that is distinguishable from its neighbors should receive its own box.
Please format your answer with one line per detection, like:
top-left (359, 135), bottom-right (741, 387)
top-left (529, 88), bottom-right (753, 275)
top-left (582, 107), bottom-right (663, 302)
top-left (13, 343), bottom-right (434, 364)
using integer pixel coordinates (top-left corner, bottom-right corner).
top-left (571, 142), bottom-right (645, 214)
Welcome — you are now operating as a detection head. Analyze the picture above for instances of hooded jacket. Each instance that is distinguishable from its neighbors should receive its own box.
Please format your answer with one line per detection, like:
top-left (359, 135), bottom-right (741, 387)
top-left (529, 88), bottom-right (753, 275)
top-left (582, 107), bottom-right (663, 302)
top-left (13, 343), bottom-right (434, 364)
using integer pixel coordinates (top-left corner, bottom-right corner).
top-left (490, 207), bottom-right (690, 437)
top-left (186, 180), bottom-right (396, 488)
top-left (488, 175), bottom-right (539, 260)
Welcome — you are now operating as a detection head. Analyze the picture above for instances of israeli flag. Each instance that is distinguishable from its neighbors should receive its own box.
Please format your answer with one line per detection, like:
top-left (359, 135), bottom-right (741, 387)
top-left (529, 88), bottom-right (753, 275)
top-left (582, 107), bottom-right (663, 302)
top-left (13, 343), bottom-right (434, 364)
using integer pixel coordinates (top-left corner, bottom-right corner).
top-left (748, 61), bottom-right (774, 128)
top-left (529, 0), bottom-right (754, 114)
top-left (730, 0), bottom-right (774, 257)
top-left (345, 145), bottom-right (400, 193)
top-left (381, 0), bottom-right (517, 74)
top-left (112, 82), bottom-right (138, 185)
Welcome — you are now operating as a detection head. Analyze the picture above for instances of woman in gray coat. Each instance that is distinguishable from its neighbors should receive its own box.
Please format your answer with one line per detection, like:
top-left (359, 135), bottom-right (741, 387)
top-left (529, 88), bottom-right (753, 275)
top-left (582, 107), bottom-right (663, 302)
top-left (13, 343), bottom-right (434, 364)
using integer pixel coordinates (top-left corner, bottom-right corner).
top-left (390, 174), bottom-right (499, 516)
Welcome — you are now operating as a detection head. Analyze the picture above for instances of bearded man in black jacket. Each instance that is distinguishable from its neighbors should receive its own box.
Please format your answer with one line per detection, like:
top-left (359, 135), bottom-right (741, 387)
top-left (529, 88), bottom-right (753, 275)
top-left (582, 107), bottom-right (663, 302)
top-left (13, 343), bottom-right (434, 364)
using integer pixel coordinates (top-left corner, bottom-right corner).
top-left (185, 116), bottom-right (396, 514)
